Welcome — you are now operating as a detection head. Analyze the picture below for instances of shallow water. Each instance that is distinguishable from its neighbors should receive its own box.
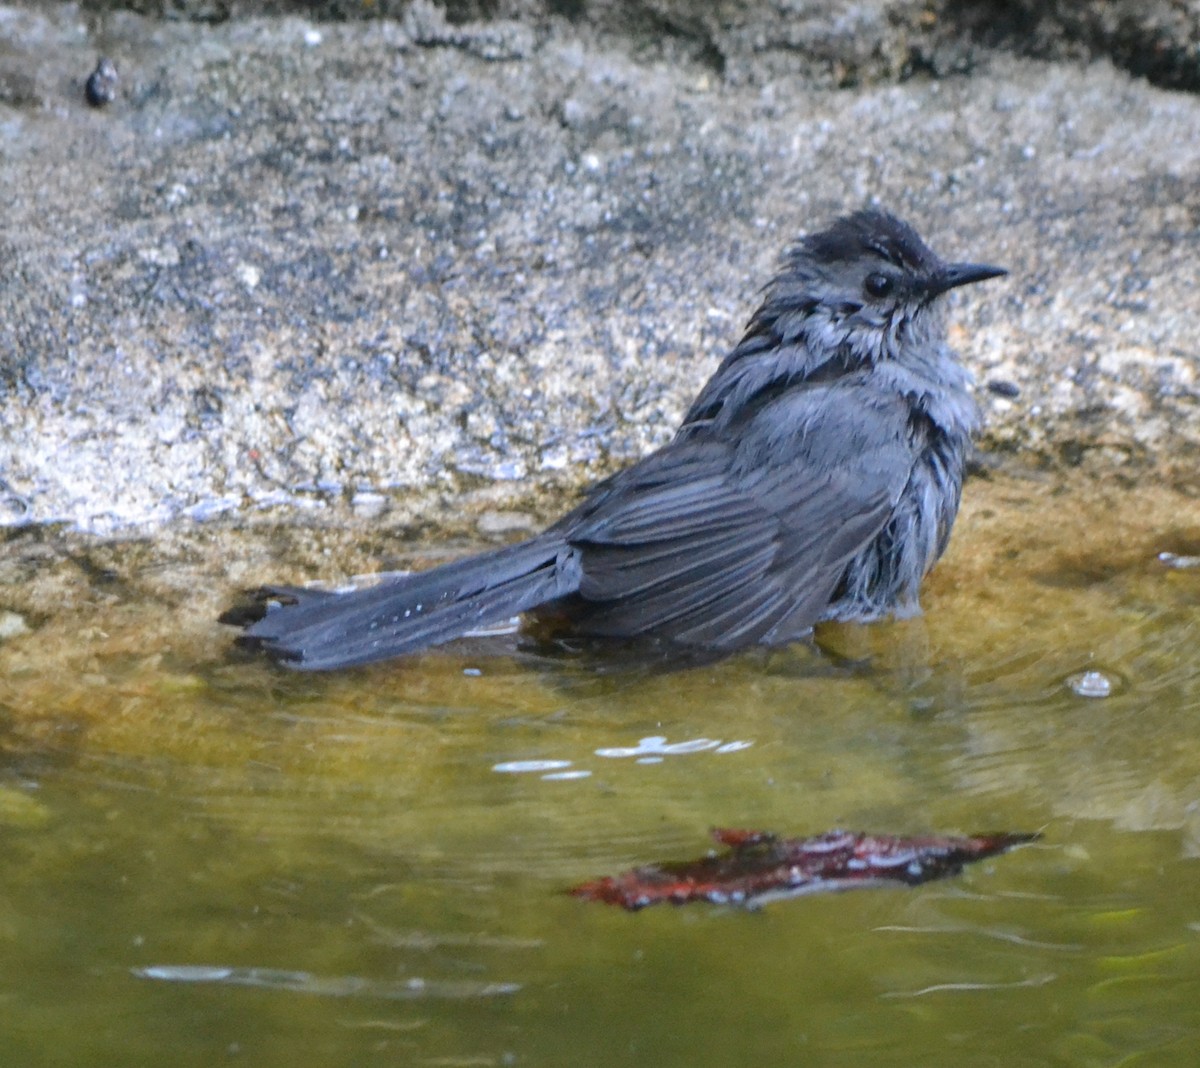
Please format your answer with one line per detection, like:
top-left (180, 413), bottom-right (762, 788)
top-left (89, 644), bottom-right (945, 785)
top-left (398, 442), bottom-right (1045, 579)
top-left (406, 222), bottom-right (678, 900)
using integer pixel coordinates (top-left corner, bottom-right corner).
top-left (1, 473), bottom-right (1199, 1066)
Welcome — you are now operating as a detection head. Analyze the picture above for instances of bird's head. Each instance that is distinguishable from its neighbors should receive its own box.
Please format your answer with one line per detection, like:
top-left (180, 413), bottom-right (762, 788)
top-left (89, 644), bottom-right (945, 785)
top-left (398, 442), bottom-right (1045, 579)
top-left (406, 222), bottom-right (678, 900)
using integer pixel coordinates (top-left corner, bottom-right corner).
top-left (767, 209), bottom-right (1006, 365)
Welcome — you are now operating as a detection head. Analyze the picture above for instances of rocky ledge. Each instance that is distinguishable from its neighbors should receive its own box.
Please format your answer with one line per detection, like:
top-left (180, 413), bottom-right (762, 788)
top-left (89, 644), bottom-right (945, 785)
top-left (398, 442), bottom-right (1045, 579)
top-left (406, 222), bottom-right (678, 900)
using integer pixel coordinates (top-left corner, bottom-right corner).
top-left (2, 0), bottom-right (1199, 535)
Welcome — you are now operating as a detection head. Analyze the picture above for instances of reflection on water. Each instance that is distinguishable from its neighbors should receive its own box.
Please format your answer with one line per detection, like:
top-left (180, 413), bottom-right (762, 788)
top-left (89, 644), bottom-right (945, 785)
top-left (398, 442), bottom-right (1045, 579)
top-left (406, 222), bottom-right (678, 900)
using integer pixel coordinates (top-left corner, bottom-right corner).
top-left (1, 473), bottom-right (1199, 1065)
top-left (878, 971), bottom-right (1057, 999)
top-left (593, 735), bottom-right (755, 759)
top-left (134, 965), bottom-right (521, 1000)
top-left (493, 733), bottom-right (755, 777)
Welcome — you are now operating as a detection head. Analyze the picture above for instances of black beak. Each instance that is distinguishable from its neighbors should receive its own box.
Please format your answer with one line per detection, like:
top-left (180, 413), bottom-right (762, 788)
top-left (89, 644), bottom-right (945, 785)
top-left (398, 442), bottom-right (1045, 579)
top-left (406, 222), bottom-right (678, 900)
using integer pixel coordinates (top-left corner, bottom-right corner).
top-left (927, 262), bottom-right (1007, 297)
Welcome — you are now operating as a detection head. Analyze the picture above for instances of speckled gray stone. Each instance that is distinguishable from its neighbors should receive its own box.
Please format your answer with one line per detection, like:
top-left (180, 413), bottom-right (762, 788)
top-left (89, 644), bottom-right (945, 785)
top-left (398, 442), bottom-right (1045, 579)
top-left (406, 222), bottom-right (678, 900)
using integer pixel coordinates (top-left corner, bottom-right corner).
top-left (2, 1), bottom-right (1199, 536)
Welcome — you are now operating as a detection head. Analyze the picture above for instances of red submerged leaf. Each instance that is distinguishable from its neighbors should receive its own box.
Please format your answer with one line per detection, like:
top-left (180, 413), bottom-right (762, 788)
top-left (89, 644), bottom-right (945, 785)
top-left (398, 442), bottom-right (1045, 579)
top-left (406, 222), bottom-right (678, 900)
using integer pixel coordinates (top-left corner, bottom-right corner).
top-left (569, 829), bottom-right (1039, 911)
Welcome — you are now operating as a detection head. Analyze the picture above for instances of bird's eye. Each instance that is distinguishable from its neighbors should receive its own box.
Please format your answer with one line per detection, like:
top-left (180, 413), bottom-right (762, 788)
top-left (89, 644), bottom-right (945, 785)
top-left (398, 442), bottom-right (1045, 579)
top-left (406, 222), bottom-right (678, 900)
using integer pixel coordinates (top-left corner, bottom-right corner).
top-left (864, 273), bottom-right (894, 299)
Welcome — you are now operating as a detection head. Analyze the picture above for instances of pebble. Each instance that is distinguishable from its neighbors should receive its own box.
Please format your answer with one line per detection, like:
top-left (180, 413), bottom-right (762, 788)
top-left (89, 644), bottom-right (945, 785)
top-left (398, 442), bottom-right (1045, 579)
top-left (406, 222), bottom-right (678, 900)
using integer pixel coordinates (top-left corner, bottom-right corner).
top-left (85, 57), bottom-right (119, 107)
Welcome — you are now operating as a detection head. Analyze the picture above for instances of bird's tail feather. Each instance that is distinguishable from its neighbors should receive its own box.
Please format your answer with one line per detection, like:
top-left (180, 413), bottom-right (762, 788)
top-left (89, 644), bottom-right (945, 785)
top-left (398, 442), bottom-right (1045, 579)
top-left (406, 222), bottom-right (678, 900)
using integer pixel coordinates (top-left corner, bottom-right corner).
top-left (231, 536), bottom-right (576, 671)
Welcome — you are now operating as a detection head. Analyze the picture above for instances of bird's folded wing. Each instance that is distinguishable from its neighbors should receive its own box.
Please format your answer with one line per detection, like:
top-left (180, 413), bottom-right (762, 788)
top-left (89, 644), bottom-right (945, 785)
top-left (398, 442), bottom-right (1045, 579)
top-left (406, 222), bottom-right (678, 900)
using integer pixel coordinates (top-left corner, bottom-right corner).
top-left (562, 384), bottom-right (914, 648)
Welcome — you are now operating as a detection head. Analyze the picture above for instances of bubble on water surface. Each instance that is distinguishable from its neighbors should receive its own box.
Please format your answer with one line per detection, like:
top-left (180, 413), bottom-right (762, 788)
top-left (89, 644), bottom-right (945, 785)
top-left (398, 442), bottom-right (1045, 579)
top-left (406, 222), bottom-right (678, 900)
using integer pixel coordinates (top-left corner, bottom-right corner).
top-left (1066, 671), bottom-right (1113, 699)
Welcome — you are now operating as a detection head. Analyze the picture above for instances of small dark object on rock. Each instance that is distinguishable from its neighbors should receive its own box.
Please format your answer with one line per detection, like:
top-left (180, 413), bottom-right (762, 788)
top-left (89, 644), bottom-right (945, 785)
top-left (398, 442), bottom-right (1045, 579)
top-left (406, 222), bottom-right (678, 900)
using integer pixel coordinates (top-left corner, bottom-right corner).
top-left (569, 827), bottom-right (1040, 910)
top-left (987, 379), bottom-right (1021, 398)
top-left (85, 57), bottom-right (119, 107)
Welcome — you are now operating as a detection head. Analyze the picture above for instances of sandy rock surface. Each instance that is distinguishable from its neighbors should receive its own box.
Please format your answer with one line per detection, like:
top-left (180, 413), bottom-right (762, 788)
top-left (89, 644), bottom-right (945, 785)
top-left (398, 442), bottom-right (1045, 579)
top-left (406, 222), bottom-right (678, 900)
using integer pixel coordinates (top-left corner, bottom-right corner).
top-left (2, 0), bottom-right (1199, 535)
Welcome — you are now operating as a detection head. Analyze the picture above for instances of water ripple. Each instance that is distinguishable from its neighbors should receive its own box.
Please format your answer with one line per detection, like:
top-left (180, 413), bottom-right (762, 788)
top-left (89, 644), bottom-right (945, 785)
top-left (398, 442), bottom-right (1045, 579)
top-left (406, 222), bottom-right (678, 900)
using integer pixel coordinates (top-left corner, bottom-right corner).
top-left (880, 973), bottom-right (1056, 999)
top-left (133, 965), bottom-right (519, 1000)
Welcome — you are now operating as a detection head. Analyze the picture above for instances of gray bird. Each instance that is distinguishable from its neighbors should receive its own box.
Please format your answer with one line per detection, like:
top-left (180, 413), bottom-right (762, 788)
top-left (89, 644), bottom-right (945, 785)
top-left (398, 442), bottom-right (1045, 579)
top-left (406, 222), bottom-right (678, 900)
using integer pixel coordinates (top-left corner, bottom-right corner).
top-left (228, 210), bottom-right (1005, 670)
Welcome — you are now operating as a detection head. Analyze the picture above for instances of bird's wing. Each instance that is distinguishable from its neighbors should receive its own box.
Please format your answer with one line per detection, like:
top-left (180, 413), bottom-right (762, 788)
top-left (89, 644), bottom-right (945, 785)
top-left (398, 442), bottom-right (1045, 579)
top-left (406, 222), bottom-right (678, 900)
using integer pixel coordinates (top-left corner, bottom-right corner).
top-left (560, 381), bottom-right (916, 649)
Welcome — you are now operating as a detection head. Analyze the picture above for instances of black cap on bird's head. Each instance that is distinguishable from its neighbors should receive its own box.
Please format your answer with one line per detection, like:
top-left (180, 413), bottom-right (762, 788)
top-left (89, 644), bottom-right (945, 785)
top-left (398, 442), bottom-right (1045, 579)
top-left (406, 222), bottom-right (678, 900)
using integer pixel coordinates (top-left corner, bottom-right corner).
top-left (803, 210), bottom-right (940, 276)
